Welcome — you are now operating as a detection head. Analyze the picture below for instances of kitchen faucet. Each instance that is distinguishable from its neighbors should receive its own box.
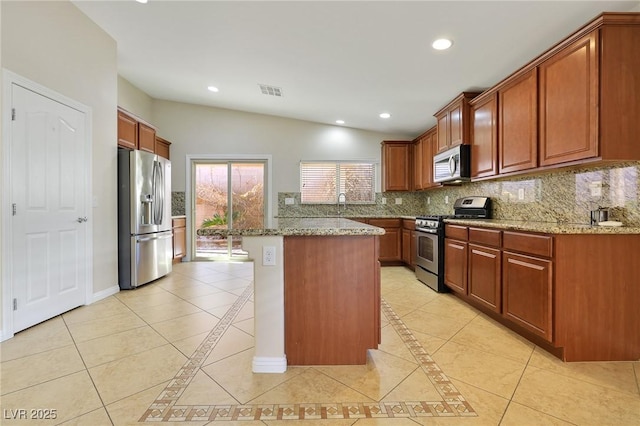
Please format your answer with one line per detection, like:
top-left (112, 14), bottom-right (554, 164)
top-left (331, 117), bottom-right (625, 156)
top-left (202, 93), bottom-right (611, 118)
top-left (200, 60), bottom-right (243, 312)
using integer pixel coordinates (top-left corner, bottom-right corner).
top-left (337, 192), bottom-right (347, 214)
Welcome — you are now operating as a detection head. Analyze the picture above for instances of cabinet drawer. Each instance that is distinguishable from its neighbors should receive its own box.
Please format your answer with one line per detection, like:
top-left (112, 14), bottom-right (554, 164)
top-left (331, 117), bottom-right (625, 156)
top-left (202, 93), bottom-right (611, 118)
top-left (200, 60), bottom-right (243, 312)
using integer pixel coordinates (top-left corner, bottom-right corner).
top-left (402, 219), bottom-right (415, 230)
top-left (445, 224), bottom-right (468, 241)
top-left (172, 217), bottom-right (186, 228)
top-left (369, 218), bottom-right (401, 228)
top-left (503, 231), bottom-right (553, 258)
top-left (469, 227), bottom-right (501, 247)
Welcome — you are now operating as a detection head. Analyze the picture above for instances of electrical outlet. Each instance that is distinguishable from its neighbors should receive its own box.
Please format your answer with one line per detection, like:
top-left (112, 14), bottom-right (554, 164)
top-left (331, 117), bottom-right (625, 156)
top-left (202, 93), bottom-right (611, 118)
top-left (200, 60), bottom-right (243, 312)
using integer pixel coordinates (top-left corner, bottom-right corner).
top-left (518, 188), bottom-right (525, 200)
top-left (381, 197), bottom-right (387, 205)
top-left (395, 198), bottom-right (402, 205)
top-left (427, 197), bottom-right (431, 205)
top-left (445, 195), bottom-right (449, 204)
top-left (590, 181), bottom-right (602, 197)
top-left (263, 246), bottom-right (276, 266)
top-left (285, 198), bottom-right (295, 205)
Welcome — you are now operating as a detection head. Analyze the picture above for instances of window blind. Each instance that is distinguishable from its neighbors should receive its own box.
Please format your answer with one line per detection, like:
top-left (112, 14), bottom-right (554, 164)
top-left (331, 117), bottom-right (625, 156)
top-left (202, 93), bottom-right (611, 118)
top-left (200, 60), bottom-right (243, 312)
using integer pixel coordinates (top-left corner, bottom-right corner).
top-left (300, 161), bottom-right (376, 204)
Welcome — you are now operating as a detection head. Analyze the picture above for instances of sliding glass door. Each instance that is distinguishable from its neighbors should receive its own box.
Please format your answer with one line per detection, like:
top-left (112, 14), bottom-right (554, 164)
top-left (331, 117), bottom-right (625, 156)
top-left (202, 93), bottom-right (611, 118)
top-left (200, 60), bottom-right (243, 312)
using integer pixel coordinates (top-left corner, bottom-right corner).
top-left (192, 159), bottom-right (266, 260)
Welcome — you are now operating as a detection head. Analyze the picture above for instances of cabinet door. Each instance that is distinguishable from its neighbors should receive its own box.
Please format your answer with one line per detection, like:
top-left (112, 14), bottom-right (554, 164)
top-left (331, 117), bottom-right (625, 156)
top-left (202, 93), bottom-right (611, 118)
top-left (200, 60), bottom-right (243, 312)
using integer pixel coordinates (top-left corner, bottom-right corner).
top-left (468, 244), bottom-right (501, 313)
top-left (449, 104), bottom-right (463, 147)
top-left (378, 227), bottom-right (401, 262)
top-left (173, 225), bottom-right (186, 259)
top-left (138, 123), bottom-right (156, 153)
top-left (117, 111), bottom-right (138, 150)
top-left (402, 228), bottom-right (412, 264)
top-left (502, 251), bottom-right (553, 341)
top-left (382, 142), bottom-right (411, 191)
top-left (539, 32), bottom-right (598, 166)
top-left (422, 131), bottom-right (435, 188)
top-left (155, 136), bottom-right (171, 159)
top-left (500, 68), bottom-right (538, 173)
top-left (436, 113), bottom-right (449, 152)
top-left (444, 238), bottom-right (468, 295)
top-left (471, 94), bottom-right (498, 178)
top-left (413, 139), bottom-right (423, 190)
top-left (410, 230), bottom-right (417, 268)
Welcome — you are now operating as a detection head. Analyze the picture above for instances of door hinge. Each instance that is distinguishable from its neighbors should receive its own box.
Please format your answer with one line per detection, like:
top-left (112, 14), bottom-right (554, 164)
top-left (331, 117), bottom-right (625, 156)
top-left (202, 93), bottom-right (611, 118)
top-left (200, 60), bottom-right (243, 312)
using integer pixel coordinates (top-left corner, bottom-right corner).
top-left (11, 108), bottom-right (16, 121)
top-left (12, 203), bottom-right (17, 216)
top-left (13, 298), bottom-right (17, 311)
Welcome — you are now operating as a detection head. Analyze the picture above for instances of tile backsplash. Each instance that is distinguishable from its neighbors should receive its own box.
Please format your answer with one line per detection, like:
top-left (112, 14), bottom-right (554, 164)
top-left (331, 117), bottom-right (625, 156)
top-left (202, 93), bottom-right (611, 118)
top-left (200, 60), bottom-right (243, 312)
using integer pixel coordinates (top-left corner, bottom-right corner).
top-left (173, 161), bottom-right (640, 226)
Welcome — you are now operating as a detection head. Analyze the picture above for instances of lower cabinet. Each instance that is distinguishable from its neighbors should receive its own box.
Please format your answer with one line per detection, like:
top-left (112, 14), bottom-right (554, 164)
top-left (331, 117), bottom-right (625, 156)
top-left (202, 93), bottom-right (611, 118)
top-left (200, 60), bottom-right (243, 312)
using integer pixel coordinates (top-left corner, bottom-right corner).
top-left (172, 217), bottom-right (186, 263)
top-left (502, 251), bottom-right (553, 341)
top-left (444, 224), bottom-right (553, 341)
top-left (368, 218), bottom-right (402, 264)
top-left (401, 219), bottom-right (416, 270)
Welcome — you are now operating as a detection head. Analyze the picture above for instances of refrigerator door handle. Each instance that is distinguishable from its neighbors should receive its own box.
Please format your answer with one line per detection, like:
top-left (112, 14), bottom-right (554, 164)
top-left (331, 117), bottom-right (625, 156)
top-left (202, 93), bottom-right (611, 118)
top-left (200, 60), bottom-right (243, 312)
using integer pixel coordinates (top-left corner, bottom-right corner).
top-left (136, 233), bottom-right (173, 243)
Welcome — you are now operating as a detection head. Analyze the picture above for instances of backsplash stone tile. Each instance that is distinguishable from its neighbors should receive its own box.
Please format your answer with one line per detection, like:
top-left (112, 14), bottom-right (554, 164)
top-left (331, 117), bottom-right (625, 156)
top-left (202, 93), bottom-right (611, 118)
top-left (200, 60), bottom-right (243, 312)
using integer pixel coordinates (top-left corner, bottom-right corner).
top-left (174, 162), bottom-right (640, 226)
top-left (278, 162), bottom-right (640, 226)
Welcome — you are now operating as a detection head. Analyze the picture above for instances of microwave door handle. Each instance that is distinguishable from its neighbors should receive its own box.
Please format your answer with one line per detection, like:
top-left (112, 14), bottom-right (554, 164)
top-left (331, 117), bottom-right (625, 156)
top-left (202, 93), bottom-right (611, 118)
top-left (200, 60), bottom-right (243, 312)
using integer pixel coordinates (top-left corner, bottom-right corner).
top-left (448, 155), bottom-right (456, 176)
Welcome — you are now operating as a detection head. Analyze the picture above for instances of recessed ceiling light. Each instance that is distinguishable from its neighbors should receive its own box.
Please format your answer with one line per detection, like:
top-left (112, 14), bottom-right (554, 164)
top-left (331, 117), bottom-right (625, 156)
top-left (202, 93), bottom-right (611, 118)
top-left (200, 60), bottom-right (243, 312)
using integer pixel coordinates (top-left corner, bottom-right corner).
top-left (432, 38), bottom-right (453, 50)
top-left (336, 120), bottom-right (345, 125)
top-left (135, 0), bottom-right (148, 4)
top-left (207, 86), bottom-right (219, 93)
top-left (379, 113), bottom-right (391, 119)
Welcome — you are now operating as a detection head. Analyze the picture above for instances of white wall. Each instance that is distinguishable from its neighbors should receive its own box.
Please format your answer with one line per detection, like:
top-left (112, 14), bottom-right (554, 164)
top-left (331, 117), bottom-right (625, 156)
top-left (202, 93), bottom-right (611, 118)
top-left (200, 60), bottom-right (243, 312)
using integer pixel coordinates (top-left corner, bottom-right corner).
top-left (150, 99), bottom-right (407, 212)
top-left (1, 0), bottom-right (118, 327)
top-left (118, 75), bottom-right (153, 124)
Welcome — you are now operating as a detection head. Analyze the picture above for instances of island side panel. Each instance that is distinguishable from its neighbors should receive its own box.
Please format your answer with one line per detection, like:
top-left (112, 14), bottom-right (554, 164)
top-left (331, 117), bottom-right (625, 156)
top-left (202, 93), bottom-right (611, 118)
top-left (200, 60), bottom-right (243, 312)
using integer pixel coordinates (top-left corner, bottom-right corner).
top-left (284, 235), bottom-right (380, 365)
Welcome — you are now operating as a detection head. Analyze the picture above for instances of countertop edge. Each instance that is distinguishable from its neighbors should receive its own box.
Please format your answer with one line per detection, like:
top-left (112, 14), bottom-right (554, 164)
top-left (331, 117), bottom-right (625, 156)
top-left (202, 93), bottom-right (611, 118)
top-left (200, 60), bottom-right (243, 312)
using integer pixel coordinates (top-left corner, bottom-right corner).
top-left (443, 218), bottom-right (640, 235)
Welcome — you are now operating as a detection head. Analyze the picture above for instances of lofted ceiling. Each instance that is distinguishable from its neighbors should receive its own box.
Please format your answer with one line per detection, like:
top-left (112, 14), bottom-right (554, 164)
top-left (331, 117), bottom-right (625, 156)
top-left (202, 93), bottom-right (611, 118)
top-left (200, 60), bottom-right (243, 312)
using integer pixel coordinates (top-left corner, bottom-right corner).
top-left (73, 0), bottom-right (640, 138)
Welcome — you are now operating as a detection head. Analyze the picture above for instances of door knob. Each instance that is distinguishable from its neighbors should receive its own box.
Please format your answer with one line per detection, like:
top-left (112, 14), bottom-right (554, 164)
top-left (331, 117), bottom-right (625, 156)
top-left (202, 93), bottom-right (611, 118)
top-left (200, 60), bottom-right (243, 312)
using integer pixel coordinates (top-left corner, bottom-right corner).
top-left (77, 217), bottom-right (88, 223)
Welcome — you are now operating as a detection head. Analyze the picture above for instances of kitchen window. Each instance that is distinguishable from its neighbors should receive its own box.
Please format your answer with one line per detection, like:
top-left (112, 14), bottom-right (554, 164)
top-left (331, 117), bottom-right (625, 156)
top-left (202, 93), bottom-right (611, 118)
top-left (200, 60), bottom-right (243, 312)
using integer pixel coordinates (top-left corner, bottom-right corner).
top-left (300, 161), bottom-right (376, 204)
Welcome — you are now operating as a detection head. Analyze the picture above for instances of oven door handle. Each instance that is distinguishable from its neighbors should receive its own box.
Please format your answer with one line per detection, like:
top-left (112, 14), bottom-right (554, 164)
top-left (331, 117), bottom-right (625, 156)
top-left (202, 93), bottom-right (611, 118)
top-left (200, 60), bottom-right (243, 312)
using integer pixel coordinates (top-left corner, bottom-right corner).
top-left (416, 227), bottom-right (439, 234)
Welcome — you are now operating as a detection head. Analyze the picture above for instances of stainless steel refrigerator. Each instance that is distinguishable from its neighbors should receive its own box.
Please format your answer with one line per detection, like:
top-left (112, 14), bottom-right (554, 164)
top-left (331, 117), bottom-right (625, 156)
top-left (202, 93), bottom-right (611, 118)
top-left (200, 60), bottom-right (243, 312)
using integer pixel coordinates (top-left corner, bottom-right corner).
top-left (118, 149), bottom-right (172, 289)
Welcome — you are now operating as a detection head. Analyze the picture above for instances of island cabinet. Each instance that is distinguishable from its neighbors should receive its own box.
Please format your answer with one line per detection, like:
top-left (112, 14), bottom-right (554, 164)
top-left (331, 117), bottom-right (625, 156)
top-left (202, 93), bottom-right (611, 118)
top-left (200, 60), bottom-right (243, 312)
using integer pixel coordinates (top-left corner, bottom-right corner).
top-left (381, 141), bottom-right (412, 191)
top-left (284, 235), bottom-right (380, 365)
top-left (434, 92), bottom-right (481, 153)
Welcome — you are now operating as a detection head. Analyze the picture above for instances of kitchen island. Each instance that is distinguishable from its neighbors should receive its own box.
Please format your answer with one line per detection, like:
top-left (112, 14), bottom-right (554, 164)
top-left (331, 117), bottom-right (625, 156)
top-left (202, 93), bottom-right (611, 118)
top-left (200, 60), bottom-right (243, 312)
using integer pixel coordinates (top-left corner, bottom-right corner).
top-left (198, 218), bottom-right (385, 372)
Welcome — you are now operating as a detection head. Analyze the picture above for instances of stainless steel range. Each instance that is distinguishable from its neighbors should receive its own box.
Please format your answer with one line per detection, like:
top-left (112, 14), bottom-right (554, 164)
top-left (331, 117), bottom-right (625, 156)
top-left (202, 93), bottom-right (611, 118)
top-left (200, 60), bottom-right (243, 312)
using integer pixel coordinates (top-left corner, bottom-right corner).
top-left (415, 196), bottom-right (492, 292)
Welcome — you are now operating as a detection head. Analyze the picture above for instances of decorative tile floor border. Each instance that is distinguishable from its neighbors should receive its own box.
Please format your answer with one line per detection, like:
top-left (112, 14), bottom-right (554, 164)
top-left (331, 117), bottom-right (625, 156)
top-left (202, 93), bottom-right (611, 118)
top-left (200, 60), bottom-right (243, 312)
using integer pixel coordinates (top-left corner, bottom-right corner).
top-left (140, 289), bottom-right (476, 422)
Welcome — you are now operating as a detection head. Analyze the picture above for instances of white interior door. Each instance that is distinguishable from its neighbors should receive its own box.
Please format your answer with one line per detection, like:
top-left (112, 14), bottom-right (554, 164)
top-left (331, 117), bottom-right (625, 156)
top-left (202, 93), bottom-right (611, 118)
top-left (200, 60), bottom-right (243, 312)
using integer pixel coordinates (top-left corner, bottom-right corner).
top-left (9, 83), bottom-right (89, 333)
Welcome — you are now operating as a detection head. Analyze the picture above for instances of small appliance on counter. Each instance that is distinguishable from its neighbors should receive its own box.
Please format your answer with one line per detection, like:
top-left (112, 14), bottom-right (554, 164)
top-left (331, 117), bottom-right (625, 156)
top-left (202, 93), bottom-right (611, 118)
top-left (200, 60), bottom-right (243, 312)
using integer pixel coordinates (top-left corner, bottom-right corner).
top-left (117, 149), bottom-right (173, 289)
top-left (414, 196), bottom-right (492, 292)
top-left (590, 207), bottom-right (609, 225)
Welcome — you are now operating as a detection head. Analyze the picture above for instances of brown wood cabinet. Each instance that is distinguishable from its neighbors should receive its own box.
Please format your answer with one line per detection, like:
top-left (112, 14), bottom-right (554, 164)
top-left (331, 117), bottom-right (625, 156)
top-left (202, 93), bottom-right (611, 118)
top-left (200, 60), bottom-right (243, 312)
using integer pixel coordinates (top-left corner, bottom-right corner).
top-left (172, 217), bottom-right (186, 263)
top-left (155, 136), bottom-right (171, 160)
top-left (284, 235), bottom-right (380, 365)
top-left (413, 127), bottom-right (437, 190)
top-left (467, 228), bottom-right (502, 313)
top-left (401, 219), bottom-right (416, 269)
top-left (444, 225), bottom-right (469, 295)
top-left (368, 218), bottom-right (402, 264)
top-left (117, 110), bottom-right (138, 150)
top-left (470, 93), bottom-right (498, 178)
top-left (499, 68), bottom-right (538, 173)
top-left (381, 141), bottom-right (412, 191)
top-left (434, 92), bottom-right (480, 153)
top-left (117, 108), bottom-right (171, 159)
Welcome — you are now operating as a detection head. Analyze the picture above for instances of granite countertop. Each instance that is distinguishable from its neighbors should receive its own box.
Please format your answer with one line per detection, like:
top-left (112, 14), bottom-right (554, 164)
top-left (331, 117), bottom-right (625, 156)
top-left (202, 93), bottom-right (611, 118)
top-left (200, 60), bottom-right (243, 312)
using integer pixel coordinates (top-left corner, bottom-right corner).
top-left (443, 218), bottom-right (640, 235)
top-left (196, 217), bottom-right (386, 237)
top-left (275, 215), bottom-right (417, 220)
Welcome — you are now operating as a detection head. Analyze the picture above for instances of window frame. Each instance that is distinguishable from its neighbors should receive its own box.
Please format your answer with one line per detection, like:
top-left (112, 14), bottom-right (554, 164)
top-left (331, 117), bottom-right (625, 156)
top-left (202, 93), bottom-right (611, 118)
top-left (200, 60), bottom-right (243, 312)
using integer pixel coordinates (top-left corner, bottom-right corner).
top-left (299, 160), bottom-right (377, 205)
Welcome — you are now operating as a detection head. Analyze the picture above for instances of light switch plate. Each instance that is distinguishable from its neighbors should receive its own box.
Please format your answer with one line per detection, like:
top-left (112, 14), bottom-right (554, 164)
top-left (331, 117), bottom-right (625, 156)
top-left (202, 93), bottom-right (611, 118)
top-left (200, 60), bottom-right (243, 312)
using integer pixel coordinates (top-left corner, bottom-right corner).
top-left (285, 198), bottom-right (295, 205)
top-left (263, 246), bottom-right (276, 266)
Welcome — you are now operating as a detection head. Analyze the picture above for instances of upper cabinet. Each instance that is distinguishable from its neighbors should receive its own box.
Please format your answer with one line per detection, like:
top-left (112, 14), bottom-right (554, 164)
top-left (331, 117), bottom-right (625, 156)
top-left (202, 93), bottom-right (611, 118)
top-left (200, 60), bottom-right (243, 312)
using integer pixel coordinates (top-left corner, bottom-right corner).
top-left (117, 107), bottom-right (171, 159)
top-left (381, 140), bottom-right (412, 192)
top-left (434, 92), bottom-right (481, 153)
top-left (499, 68), bottom-right (538, 174)
top-left (413, 126), bottom-right (438, 190)
top-left (468, 13), bottom-right (640, 181)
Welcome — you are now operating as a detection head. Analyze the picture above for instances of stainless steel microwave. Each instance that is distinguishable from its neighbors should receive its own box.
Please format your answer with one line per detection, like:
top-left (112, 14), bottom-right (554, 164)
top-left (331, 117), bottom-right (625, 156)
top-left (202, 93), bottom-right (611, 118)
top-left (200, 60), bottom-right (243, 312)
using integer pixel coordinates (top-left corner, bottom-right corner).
top-left (433, 144), bottom-right (471, 183)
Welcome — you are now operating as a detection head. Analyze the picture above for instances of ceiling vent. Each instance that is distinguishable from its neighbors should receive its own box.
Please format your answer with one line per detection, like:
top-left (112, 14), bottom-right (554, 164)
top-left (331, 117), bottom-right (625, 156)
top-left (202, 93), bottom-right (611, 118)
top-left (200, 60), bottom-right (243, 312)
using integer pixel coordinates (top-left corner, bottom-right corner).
top-left (258, 84), bottom-right (283, 97)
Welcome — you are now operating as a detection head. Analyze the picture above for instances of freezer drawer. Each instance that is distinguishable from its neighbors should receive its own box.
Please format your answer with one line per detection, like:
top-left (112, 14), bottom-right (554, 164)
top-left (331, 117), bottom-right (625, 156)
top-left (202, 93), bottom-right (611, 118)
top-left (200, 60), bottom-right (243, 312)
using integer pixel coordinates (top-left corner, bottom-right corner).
top-left (132, 231), bottom-right (173, 288)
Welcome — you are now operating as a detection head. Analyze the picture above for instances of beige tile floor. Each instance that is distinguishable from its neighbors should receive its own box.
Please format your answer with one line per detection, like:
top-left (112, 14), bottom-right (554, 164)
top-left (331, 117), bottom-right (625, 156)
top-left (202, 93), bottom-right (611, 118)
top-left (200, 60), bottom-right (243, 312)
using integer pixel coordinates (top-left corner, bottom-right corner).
top-left (1, 263), bottom-right (639, 425)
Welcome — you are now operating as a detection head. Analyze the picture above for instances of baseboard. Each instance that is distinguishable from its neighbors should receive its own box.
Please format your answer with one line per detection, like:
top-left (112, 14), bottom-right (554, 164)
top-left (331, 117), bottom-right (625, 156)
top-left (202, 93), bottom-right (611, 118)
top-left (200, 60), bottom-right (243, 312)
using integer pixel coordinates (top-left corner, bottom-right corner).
top-left (252, 356), bottom-right (287, 373)
top-left (91, 284), bottom-right (120, 304)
